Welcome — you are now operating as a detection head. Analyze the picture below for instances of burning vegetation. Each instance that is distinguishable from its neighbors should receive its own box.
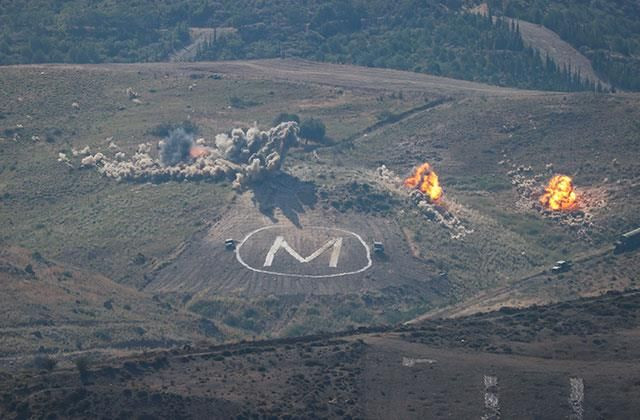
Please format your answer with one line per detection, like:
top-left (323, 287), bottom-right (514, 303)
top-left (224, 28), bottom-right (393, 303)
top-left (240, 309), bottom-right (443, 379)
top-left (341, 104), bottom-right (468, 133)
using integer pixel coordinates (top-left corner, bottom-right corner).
top-left (502, 155), bottom-right (606, 236)
top-left (376, 165), bottom-right (472, 240)
top-left (540, 175), bottom-right (577, 211)
top-left (404, 162), bottom-right (443, 202)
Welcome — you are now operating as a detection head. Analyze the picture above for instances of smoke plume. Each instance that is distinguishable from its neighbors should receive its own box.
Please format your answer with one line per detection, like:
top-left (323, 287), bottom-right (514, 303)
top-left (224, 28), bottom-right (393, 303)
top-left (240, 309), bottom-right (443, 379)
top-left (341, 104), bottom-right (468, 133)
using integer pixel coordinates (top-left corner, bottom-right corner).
top-left (160, 128), bottom-right (194, 166)
top-left (72, 122), bottom-right (300, 189)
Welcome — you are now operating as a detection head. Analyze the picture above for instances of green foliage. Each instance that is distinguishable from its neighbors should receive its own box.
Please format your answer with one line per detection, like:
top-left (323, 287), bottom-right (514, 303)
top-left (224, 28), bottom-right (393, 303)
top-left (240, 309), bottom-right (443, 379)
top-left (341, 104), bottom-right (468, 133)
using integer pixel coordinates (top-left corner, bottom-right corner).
top-left (327, 182), bottom-right (400, 215)
top-left (75, 357), bottom-right (90, 380)
top-left (195, 0), bottom-right (595, 92)
top-left (273, 113), bottom-right (301, 125)
top-left (300, 118), bottom-right (326, 142)
top-left (32, 355), bottom-right (57, 371)
top-left (376, 110), bottom-right (403, 124)
top-left (2, 0), bottom-right (629, 90)
top-left (229, 95), bottom-right (260, 109)
top-left (0, 0), bottom-right (194, 64)
top-left (487, 0), bottom-right (640, 90)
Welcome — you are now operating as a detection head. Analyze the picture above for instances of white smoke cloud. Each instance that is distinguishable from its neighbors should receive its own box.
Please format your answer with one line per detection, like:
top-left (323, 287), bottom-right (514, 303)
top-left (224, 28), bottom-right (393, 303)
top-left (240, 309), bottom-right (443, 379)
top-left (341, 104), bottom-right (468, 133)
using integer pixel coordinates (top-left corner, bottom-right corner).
top-left (71, 122), bottom-right (300, 189)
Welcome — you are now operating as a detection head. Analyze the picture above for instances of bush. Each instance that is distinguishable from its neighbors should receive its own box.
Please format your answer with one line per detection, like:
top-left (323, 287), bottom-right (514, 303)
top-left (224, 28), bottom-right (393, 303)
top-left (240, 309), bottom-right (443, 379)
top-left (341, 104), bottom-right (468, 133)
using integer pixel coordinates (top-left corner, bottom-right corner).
top-left (376, 110), bottom-right (402, 124)
top-left (300, 118), bottom-right (326, 142)
top-left (32, 355), bottom-right (57, 371)
top-left (229, 95), bottom-right (260, 109)
top-left (24, 264), bottom-right (35, 275)
top-left (273, 113), bottom-right (300, 125)
top-left (75, 357), bottom-right (90, 380)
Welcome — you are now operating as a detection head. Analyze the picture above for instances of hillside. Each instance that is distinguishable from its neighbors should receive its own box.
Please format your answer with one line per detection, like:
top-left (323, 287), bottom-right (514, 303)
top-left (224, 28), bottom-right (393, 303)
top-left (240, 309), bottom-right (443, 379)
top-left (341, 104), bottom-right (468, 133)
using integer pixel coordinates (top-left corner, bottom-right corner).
top-left (483, 0), bottom-right (640, 90)
top-left (1, 59), bottom-right (638, 343)
top-left (470, 3), bottom-right (607, 89)
top-left (2, 290), bottom-right (639, 419)
top-left (1, 3), bottom-right (639, 418)
top-left (2, 0), bottom-right (629, 91)
top-left (0, 246), bottom-right (229, 365)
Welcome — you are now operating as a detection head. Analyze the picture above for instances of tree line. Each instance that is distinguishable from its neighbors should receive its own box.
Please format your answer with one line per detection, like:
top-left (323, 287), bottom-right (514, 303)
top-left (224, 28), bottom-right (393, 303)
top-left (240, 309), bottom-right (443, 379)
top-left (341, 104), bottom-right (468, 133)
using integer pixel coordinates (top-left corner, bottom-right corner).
top-left (196, 2), bottom-right (596, 92)
top-left (485, 0), bottom-right (640, 91)
top-left (1, 0), bottom-right (629, 91)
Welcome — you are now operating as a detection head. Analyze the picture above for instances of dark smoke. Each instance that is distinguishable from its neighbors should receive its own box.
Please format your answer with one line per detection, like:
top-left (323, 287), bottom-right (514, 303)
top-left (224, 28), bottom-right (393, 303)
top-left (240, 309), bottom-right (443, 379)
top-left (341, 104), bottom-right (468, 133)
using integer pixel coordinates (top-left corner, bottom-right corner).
top-left (160, 128), bottom-right (193, 166)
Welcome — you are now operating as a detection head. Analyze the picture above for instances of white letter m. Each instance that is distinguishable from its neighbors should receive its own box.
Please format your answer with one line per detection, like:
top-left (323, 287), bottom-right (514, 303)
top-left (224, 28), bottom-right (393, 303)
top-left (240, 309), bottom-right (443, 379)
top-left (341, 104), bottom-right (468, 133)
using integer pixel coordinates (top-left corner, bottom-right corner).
top-left (264, 236), bottom-right (343, 268)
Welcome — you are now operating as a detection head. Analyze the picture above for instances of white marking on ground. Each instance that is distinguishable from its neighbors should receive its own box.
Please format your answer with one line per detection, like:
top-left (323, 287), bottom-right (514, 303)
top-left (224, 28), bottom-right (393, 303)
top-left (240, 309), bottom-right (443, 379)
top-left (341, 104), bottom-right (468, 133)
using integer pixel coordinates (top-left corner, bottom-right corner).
top-left (264, 236), bottom-right (343, 267)
top-left (482, 375), bottom-right (500, 420)
top-left (401, 357), bottom-right (437, 367)
top-left (569, 377), bottom-right (584, 420)
top-left (235, 225), bottom-right (372, 278)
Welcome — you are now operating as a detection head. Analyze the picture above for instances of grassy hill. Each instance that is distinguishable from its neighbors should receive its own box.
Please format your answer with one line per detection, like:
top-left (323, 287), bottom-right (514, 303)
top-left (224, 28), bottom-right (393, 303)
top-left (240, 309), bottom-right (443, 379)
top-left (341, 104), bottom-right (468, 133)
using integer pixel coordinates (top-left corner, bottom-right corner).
top-left (0, 33), bottom-right (639, 419)
top-left (1, 60), bottom-right (638, 343)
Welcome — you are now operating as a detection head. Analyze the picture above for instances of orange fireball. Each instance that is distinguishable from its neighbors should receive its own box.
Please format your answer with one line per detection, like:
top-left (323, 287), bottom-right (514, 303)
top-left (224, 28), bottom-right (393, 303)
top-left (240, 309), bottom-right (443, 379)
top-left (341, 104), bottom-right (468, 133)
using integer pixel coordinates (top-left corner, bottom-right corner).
top-left (540, 175), bottom-right (577, 211)
top-left (404, 162), bottom-right (443, 202)
top-left (189, 145), bottom-right (209, 159)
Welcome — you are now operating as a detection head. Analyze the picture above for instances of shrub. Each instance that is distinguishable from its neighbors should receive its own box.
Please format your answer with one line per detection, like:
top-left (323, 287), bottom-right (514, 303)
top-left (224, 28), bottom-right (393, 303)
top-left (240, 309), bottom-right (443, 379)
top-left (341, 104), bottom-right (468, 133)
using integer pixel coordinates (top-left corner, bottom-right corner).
top-left (300, 118), bottom-right (326, 142)
top-left (198, 318), bottom-right (222, 338)
top-left (75, 357), bottom-right (90, 380)
top-left (32, 355), bottom-right (57, 371)
top-left (273, 113), bottom-right (300, 125)
top-left (24, 264), bottom-right (35, 275)
top-left (376, 110), bottom-right (402, 123)
top-left (94, 330), bottom-right (112, 341)
top-left (229, 96), bottom-right (260, 109)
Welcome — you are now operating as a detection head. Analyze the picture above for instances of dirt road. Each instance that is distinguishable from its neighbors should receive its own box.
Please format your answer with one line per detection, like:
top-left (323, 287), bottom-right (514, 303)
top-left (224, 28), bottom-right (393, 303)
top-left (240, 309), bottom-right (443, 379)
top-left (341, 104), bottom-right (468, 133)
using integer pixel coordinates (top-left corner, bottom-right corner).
top-left (12, 58), bottom-right (552, 98)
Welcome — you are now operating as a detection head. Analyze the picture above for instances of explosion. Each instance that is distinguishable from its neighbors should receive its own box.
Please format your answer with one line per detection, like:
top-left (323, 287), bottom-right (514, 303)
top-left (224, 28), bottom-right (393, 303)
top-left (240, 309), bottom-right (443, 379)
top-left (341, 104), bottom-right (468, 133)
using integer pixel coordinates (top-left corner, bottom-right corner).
top-left (189, 145), bottom-right (210, 159)
top-left (79, 122), bottom-right (300, 189)
top-left (159, 128), bottom-right (194, 166)
top-left (404, 162), bottom-right (443, 202)
top-left (540, 175), bottom-right (577, 211)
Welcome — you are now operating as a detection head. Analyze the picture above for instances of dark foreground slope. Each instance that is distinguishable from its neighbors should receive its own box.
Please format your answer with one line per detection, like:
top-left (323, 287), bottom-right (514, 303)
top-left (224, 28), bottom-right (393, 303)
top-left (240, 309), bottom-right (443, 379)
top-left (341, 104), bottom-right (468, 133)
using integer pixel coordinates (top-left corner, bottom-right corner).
top-left (0, 247), bottom-right (229, 362)
top-left (2, 290), bottom-right (640, 419)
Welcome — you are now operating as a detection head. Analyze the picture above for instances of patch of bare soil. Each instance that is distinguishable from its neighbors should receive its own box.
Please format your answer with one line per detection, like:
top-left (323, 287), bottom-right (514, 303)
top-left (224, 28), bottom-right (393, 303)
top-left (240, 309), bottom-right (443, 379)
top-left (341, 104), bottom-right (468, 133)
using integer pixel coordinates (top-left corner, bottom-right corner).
top-left (147, 176), bottom-right (444, 299)
top-left (15, 58), bottom-right (545, 97)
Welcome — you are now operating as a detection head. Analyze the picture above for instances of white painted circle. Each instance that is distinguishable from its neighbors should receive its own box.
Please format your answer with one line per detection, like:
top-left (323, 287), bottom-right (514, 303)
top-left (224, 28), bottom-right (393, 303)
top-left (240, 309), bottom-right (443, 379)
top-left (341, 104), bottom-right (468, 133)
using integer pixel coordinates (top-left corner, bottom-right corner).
top-left (235, 225), bottom-right (372, 278)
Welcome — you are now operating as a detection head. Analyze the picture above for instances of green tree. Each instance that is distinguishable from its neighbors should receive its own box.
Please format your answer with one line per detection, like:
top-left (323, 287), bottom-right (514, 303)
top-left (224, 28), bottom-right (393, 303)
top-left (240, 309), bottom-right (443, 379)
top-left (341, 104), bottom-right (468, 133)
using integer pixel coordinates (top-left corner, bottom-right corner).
top-left (300, 118), bottom-right (326, 143)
